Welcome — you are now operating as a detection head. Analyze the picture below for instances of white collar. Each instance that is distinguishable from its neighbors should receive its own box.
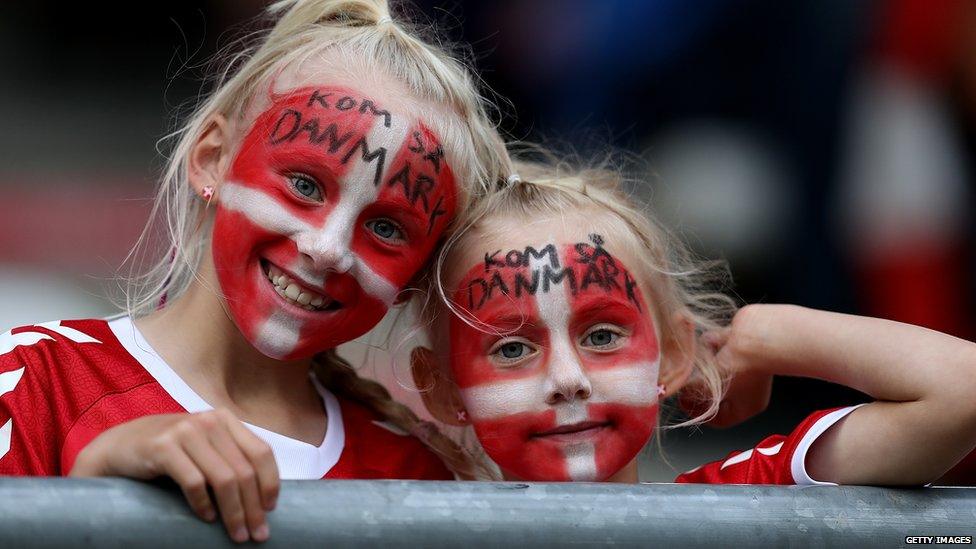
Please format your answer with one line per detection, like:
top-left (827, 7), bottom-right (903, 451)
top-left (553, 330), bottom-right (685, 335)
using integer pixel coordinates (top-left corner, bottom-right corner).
top-left (107, 315), bottom-right (344, 479)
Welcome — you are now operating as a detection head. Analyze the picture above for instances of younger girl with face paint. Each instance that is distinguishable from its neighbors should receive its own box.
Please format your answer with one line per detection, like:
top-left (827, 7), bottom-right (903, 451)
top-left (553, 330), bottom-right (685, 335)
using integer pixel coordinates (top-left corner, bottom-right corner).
top-left (0, 0), bottom-right (511, 543)
top-left (411, 160), bottom-right (976, 485)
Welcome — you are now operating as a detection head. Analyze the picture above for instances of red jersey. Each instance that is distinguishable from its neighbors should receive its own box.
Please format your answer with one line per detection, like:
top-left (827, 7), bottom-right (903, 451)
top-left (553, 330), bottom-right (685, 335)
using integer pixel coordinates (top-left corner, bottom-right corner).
top-left (0, 317), bottom-right (451, 480)
top-left (675, 406), bottom-right (864, 485)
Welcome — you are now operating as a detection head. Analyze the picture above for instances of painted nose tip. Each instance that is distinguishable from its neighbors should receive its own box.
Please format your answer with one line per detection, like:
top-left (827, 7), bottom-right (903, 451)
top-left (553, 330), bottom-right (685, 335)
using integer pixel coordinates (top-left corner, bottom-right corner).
top-left (335, 254), bottom-right (354, 273)
top-left (547, 381), bottom-right (593, 405)
top-left (312, 252), bottom-right (354, 274)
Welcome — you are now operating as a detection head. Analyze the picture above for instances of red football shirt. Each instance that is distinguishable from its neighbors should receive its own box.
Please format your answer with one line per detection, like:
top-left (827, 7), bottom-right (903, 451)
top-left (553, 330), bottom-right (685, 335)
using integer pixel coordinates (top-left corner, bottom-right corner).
top-left (674, 406), bottom-right (864, 484)
top-left (0, 317), bottom-right (452, 480)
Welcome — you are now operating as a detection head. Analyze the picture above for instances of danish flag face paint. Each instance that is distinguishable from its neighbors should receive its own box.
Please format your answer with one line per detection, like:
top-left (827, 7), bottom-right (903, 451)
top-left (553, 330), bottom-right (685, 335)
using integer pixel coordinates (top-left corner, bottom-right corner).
top-left (448, 234), bottom-right (660, 481)
top-left (213, 86), bottom-right (457, 360)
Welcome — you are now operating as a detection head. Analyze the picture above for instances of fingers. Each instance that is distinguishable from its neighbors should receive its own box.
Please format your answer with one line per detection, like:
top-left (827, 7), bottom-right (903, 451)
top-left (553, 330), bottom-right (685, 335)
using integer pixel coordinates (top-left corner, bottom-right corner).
top-left (159, 444), bottom-right (217, 522)
top-left (178, 422), bottom-right (248, 542)
top-left (179, 412), bottom-right (278, 543)
top-left (220, 410), bottom-right (280, 511)
top-left (206, 417), bottom-right (270, 543)
top-left (702, 329), bottom-right (730, 354)
top-left (709, 370), bottom-right (773, 428)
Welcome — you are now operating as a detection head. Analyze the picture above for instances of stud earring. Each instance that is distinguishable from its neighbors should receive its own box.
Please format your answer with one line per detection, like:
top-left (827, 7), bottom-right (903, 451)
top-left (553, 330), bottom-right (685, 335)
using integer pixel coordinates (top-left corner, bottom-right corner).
top-left (657, 384), bottom-right (667, 397)
top-left (202, 185), bottom-right (215, 205)
top-left (456, 409), bottom-right (469, 424)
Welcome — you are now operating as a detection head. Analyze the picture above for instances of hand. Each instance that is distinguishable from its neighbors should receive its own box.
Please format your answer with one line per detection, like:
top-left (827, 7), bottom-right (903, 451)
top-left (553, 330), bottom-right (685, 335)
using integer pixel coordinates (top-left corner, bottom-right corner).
top-left (704, 325), bottom-right (773, 427)
top-left (70, 409), bottom-right (279, 543)
top-left (679, 306), bottom-right (773, 427)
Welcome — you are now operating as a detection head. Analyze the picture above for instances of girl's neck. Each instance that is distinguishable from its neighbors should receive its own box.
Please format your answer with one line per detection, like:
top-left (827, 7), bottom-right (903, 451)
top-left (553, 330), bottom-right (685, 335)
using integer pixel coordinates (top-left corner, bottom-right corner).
top-left (134, 271), bottom-right (325, 443)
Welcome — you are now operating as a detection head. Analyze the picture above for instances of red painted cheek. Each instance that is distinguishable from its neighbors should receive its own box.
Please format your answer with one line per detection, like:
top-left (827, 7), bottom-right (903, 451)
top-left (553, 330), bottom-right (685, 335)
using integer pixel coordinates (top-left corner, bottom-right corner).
top-left (229, 86), bottom-right (380, 227)
top-left (212, 209), bottom-right (278, 341)
top-left (448, 262), bottom-right (545, 389)
top-left (590, 402), bottom-right (658, 480)
top-left (561, 242), bottom-right (660, 367)
top-left (471, 410), bottom-right (572, 482)
top-left (351, 124), bottom-right (458, 289)
top-left (287, 299), bottom-right (387, 358)
top-left (214, 204), bottom-right (390, 358)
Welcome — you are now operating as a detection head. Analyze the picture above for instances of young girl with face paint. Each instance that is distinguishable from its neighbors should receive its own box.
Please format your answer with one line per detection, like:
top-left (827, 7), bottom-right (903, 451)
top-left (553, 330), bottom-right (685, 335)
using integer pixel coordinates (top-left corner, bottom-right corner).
top-left (0, 0), bottom-right (511, 542)
top-left (410, 160), bottom-right (976, 485)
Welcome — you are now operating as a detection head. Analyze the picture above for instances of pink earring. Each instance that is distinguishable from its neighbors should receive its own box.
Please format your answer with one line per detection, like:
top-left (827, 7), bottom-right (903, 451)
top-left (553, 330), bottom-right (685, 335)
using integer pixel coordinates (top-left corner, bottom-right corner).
top-left (202, 185), bottom-right (215, 205)
top-left (657, 384), bottom-right (667, 397)
top-left (456, 409), bottom-right (469, 424)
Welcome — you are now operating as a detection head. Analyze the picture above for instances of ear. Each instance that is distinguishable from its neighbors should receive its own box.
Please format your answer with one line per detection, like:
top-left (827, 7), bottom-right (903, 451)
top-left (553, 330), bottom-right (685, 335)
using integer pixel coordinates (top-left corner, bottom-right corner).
top-left (188, 114), bottom-right (232, 199)
top-left (657, 310), bottom-right (697, 397)
top-left (410, 346), bottom-right (468, 426)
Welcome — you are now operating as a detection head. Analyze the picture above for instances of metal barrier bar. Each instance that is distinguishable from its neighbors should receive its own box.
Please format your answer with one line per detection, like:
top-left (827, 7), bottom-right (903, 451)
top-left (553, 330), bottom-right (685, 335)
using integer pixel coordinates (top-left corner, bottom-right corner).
top-left (0, 478), bottom-right (973, 548)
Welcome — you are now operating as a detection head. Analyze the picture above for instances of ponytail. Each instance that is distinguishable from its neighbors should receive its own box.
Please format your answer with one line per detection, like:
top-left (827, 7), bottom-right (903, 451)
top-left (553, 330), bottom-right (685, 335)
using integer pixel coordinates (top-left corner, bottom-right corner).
top-left (267, 0), bottom-right (393, 35)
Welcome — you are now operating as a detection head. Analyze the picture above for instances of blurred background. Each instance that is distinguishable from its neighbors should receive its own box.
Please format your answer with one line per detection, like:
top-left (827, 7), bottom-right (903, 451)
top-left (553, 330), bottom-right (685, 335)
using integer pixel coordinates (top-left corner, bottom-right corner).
top-left (1, 0), bottom-right (974, 481)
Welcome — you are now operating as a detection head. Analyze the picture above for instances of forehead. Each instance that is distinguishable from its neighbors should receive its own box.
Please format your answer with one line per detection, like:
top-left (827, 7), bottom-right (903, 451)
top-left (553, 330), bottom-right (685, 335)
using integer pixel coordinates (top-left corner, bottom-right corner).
top-left (448, 215), bottom-right (649, 326)
top-left (240, 56), bottom-right (441, 138)
top-left (449, 211), bottom-right (641, 287)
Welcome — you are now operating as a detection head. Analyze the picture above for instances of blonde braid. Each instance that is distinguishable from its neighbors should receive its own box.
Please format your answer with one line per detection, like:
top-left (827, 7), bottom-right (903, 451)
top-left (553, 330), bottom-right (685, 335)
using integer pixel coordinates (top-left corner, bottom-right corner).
top-left (312, 350), bottom-right (493, 480)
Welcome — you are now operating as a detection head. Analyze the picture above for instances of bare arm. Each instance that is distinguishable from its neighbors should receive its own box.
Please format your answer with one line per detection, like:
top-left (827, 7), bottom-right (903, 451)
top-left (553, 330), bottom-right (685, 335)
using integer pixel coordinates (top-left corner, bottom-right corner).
top-left (721, 304), bottom-right (976, 485)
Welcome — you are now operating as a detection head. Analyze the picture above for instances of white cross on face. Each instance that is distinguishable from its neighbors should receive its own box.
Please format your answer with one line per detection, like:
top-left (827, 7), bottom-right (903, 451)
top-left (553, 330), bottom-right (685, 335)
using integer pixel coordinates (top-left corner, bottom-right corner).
top-left (448, 232), bottom-right (660, 481)
top-left (212, 86), bottom-right (458, 360)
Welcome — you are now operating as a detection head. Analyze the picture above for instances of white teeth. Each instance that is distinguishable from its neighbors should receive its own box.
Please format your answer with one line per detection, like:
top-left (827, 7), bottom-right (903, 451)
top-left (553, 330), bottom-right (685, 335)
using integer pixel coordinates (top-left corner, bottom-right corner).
top-left (284, 283), bottom-right (301, 300)
top-left (264, 262), bottom-right (332, 311)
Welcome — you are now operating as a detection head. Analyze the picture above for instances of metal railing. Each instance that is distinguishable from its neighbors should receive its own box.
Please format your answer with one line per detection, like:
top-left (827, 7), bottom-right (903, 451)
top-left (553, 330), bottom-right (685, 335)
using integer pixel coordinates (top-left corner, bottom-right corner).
top-left (0, 478), bottom-right (973, 548)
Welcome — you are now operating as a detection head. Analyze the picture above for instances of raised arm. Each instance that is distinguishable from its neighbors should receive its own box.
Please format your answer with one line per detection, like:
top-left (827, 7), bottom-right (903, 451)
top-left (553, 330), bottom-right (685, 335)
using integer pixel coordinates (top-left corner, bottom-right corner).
top-left (718, 304), bottom-right (976, 486)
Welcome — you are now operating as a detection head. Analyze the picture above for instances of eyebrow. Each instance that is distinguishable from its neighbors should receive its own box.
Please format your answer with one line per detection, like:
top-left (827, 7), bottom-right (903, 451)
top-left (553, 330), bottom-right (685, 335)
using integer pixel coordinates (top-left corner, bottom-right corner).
top-left (571, 297), bottom-right (641, 320)
top-left (268, 146), bottom-right (344, 176)
top-left (468, 311), bottom-right (540, 333)
top-left (373, 195), bottom-right (429, 227)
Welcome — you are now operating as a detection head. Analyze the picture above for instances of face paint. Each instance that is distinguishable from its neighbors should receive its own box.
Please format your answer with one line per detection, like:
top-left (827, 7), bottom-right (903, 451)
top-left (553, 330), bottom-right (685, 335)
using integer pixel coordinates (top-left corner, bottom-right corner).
top-left (213, 87), bottom-right (457, 360)
top-left (449, 234), bottom-right (659, 481)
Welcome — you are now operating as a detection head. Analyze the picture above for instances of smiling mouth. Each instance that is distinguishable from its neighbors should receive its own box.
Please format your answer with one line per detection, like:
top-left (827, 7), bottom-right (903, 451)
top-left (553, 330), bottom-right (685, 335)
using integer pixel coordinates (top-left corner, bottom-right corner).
top-left (532, 421), bottom-right (611, 441)
top-left (262, 261), bottom-right (342, 312)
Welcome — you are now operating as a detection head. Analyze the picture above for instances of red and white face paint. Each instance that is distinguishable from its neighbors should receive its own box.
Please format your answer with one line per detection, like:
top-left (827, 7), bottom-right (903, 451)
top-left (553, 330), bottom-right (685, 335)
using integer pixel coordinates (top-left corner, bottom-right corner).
top-left (213, 86), bottom-right (457, 360)
top-left (448, 234), bottom-right (660, 481)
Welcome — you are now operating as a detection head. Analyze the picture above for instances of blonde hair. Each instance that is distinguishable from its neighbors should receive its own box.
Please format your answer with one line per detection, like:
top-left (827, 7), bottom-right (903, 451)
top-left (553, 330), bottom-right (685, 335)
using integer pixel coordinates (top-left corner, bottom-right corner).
top-left (418, 153), bottom-right (737, 478)
top-left (122, 0), bottom-right (510, 479)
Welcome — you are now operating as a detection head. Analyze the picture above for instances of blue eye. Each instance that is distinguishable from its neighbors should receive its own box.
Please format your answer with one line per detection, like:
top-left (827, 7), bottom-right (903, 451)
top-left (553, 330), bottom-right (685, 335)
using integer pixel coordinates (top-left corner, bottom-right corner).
top-left (491, 340), bottom-right (534, 364)
top-left (366, 219), bottom-right (404, 242)
top-left (289, 175), bottom-right (322, 201)
top-left (583, 329), bottom-right (619, 348)
top-left (499, 342), bottom-right (527, 359)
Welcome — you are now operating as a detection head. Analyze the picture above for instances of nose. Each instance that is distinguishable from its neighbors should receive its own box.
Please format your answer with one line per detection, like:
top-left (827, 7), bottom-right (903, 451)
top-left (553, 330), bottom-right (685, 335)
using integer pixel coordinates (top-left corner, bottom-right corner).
top-left (296, 224), bottom-right (355, 274)
top-left (544, 352), bottom-right (593, 405)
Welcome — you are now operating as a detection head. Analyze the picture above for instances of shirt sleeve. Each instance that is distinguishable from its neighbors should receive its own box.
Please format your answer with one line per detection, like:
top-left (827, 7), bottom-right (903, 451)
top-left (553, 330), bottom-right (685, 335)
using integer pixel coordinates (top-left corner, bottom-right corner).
top-left (0, 328), bottom-right (60, 475)
top-left (675, 405), bottom-right (865, 485)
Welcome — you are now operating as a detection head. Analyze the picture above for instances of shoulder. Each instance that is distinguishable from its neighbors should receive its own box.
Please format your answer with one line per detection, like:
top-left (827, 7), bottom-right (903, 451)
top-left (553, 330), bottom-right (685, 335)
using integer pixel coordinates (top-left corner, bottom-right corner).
top-left (1, 319), bottom-right (111, 381)
top-left (1, 318), bottom-right (150, 389)
top-left (329, 396), bottom-right (453, 480)
top-left (674, 406), bottom-right (863, 485)
top-left (0, 318), bottom-right (151, 475)
top-left (2, 319), bottom-right (108, 355)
